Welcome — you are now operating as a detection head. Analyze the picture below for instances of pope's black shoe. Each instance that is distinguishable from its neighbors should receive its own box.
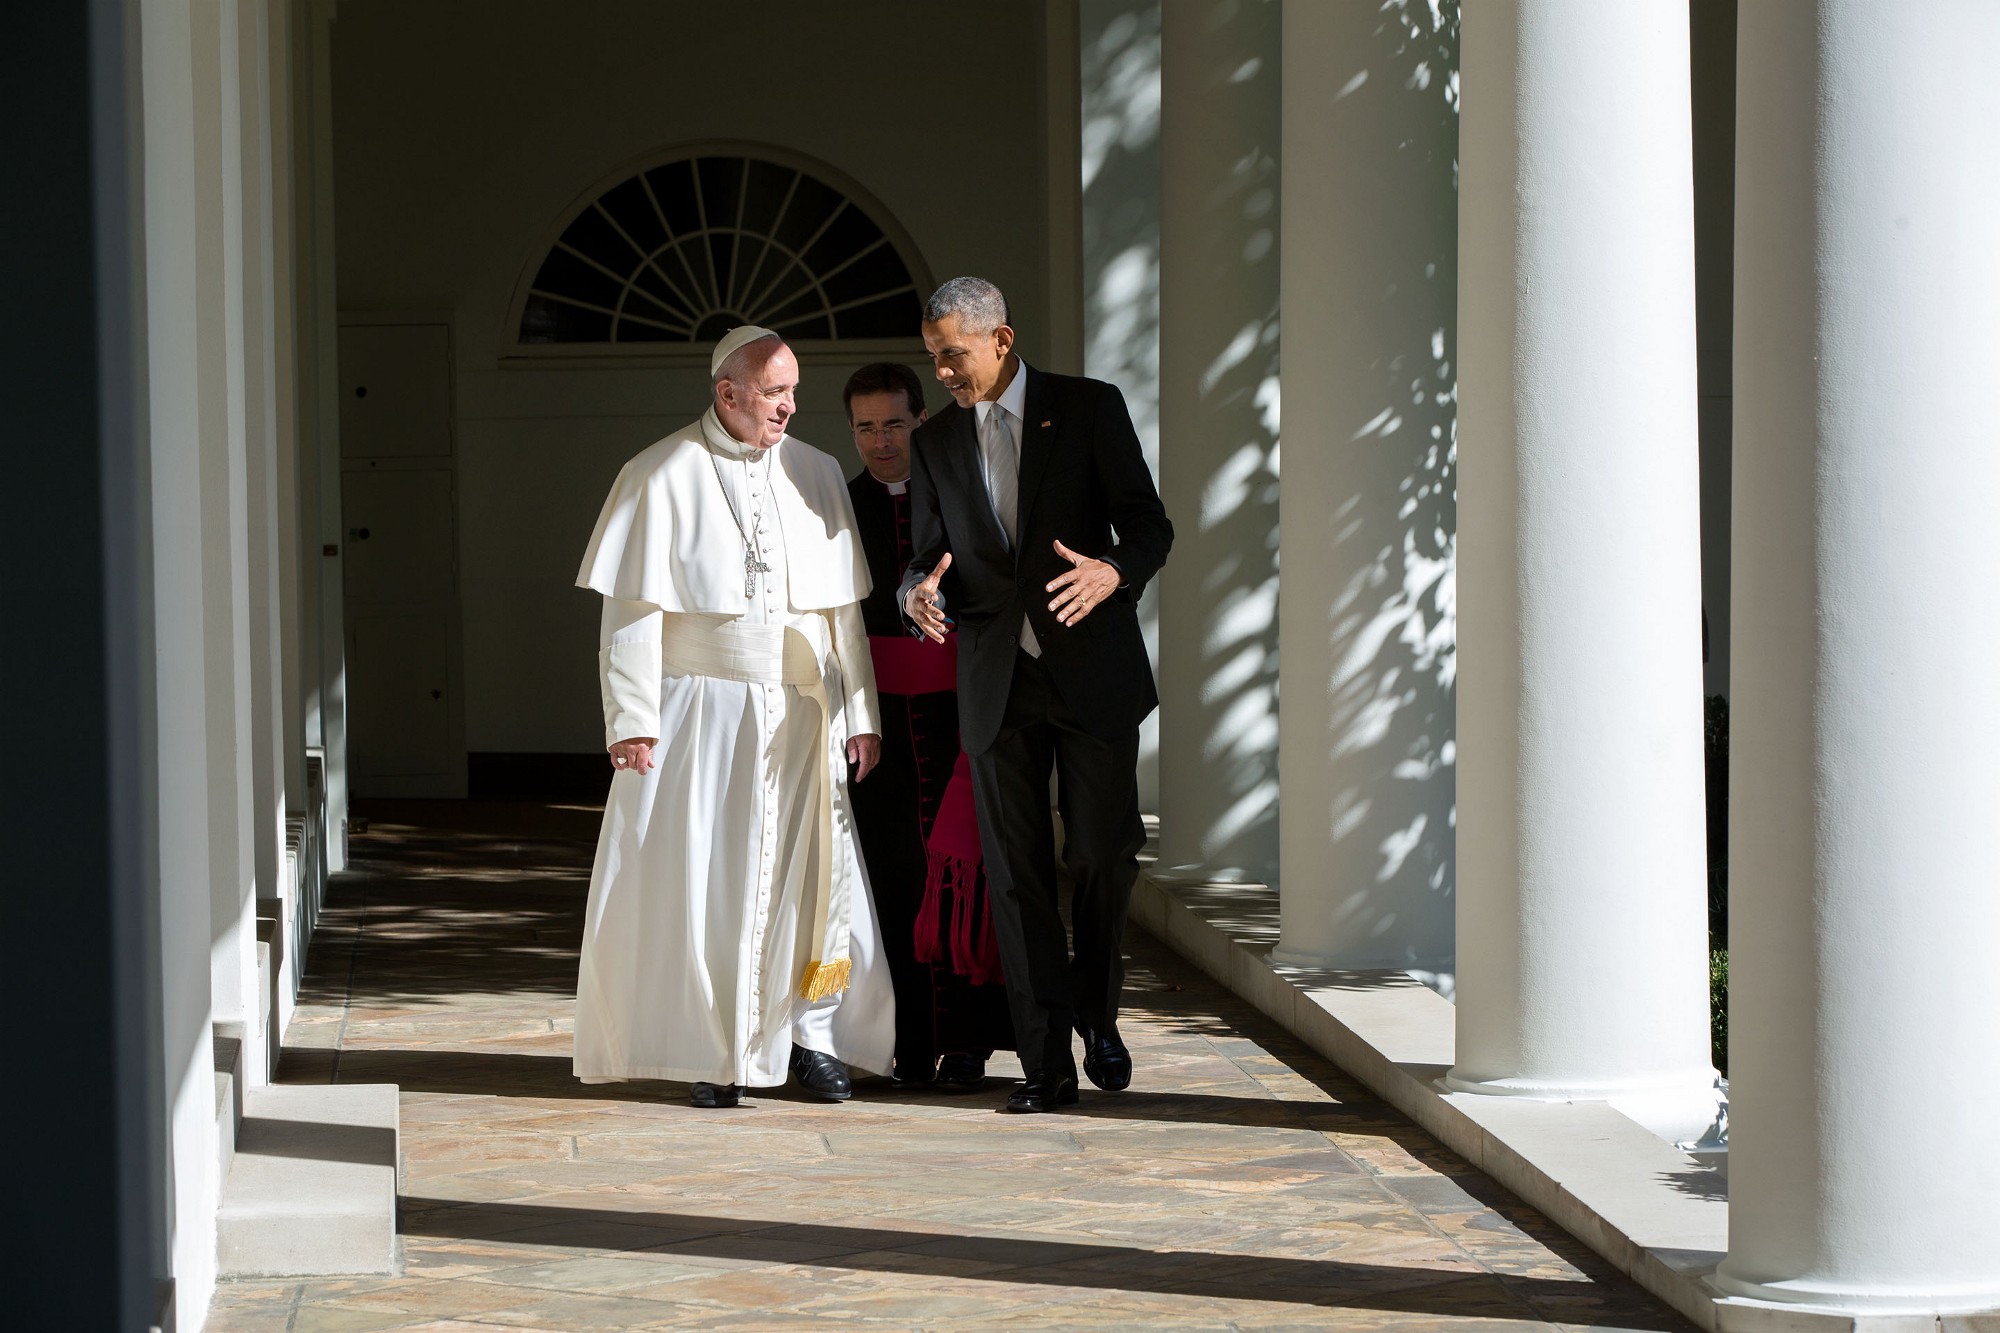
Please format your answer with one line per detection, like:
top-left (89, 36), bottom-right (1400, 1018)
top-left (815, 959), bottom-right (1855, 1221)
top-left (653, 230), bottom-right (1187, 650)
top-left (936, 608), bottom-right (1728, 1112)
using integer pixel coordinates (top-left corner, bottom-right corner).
top-left (1078, 1024), bottom-right (1133, 1091)
top-left (936, 1053), bottom-right (987, 1091)
top-left (689, 1082), bottom-right (741, 1108)
top-left (1003, 1068), bottom-right (1079, 1114)
top-left (789, 1046), bottom-right (853, 1101)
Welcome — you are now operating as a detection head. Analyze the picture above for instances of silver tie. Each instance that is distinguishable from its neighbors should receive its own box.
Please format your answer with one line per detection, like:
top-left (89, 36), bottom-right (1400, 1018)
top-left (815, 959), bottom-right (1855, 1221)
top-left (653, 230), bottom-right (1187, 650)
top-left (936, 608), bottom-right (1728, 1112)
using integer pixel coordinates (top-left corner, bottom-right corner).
top-left (982, 405), bottom-right (1039, 657)
top-left (983, 405), bottom-right (1019, 546)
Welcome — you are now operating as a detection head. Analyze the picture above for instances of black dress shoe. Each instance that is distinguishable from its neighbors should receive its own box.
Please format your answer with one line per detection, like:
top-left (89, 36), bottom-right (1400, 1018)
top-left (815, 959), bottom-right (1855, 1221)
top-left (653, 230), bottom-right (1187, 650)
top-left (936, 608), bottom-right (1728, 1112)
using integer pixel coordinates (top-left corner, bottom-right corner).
top-left (1078, 1025), bottom-right (1133, 1091)
top-left (689, 1082), bottom-right (741, 1108)
top-left (789, 1046), bottom-right (853, 1101)
top-left (892, 1055), bottom-right (938, 1087)
top-left (1003, 1069), bottom-right (1079, 1114)
top-left (935, 1053), bottom-right (987, 1090)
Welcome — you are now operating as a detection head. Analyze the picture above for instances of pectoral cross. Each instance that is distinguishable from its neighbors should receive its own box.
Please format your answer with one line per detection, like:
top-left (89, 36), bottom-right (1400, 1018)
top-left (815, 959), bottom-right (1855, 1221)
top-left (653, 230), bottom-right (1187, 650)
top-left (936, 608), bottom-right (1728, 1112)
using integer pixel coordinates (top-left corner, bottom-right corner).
top-left (744, 547), bottom-right (771, 598)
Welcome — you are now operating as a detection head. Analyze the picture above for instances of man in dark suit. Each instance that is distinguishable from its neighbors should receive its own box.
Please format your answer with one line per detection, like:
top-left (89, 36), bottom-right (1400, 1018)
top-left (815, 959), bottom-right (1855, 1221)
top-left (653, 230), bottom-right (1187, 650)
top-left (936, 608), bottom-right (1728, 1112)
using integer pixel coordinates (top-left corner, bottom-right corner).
top-left (898, 277), bottom-right (1173, 1113)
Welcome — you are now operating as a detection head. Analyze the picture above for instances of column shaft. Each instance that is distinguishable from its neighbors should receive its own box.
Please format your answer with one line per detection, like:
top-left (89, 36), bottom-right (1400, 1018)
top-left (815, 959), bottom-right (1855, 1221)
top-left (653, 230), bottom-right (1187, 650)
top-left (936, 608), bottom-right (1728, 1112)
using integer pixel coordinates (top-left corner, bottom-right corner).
top-left (298, 0), bottom-right (348, 870)
top-left (1274, 1), bottom-right (1459, 971)
top-left (1080, 0), bottom-right (1162, 811)
top-left (238, 0), bottom-right (290, 951)
top-left (142, 1), bottom-right (226, 1319)
top-left (1717, 0), bottom-right (2000, 1309)
top-left (1447, 0), bottom-right (1714, 1139)
top-left (195, 0), bottom-right (261, 1055)
top-left (1156, 0), bottom-right (1279, 887)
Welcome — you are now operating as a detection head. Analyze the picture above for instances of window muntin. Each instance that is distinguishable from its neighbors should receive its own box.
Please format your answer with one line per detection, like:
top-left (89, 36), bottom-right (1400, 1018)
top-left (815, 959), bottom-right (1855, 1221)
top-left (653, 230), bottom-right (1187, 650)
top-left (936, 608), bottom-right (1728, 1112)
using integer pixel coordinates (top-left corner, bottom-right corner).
top-left (518, 153), bottom-right (924, 346)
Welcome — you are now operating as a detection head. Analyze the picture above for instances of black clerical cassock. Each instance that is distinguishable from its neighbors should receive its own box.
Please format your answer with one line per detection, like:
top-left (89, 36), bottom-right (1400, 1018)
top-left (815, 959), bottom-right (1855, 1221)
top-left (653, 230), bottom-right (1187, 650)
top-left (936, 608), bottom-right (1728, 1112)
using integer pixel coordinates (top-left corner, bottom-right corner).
top-left (846, 471), bottom-right (1014, 1072)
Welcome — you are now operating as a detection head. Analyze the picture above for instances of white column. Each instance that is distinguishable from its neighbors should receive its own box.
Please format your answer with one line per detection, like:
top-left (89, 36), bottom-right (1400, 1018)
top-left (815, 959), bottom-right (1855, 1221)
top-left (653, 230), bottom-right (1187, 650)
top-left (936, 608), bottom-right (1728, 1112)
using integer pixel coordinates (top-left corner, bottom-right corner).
top-left (1155, 0), bottom-right (1279, 887)
top-left (1273, 0), bottom-right (1459, 974)
top-left (297, 0), bottom-right (348, 871)
top-left (284, 0), bottom-right (329, 891)
top-left (1446, 1), bottom-right (1715, 1142)
top-left (141, 2), bottom-right (223, 1321)
top-left (262, 0), bottom-right (314, 1006)
top-left (197, 0), bottom-right (262, 1071)
top-left (1041, 0), bottom-right (1085, 377)
top-left (1716, 1), bottom-right (2000, 1312)
top-left (235, 0), bottom-right (287, 926)
top-left (1080, 0), bottom-right (1162, 811)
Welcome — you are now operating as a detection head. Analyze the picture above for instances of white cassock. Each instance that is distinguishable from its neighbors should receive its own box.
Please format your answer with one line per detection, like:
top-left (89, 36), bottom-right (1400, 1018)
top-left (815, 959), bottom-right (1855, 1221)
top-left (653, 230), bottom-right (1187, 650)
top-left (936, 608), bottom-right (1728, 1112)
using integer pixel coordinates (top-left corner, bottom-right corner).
top-left (572, 408), bottom-right (895, 1087)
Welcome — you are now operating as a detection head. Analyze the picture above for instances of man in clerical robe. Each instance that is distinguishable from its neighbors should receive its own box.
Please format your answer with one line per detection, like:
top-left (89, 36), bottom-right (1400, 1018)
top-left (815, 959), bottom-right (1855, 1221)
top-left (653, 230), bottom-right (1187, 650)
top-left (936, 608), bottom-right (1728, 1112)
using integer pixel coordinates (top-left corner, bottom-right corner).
top-left (842, 363), bottom-right (1015, 1091)
top-left (572, 326), bottom-right (894, 1108)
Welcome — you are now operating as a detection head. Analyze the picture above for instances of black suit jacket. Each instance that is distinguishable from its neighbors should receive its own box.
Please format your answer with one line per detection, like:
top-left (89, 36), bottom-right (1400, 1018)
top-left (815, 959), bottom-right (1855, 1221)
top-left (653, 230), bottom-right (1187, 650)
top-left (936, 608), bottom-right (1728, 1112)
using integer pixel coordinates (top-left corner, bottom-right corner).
top-left (899, 362), bottom-right (1172, 754)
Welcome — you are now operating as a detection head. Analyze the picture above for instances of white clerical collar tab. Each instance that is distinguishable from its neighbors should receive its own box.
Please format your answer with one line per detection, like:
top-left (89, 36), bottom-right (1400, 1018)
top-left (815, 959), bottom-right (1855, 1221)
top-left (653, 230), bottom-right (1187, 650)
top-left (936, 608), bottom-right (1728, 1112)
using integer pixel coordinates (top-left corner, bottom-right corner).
top-left (709, 325), bottom-right (783, 375)
top-left (886, 479), bottom-right (909, 495)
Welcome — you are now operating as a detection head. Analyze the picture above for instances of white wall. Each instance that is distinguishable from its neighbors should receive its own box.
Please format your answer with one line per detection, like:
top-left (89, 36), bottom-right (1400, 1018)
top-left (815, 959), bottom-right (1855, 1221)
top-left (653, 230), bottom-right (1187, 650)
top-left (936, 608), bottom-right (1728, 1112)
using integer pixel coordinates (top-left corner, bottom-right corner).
top-left (329, 1), bottom-right (1059, 755)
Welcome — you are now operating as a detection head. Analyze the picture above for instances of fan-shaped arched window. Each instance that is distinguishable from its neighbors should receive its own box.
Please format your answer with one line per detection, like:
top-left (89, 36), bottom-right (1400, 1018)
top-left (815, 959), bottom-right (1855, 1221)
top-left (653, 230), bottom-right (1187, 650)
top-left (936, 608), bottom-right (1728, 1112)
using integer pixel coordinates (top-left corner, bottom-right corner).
top-left (514, 147), bottom-right (929, 349)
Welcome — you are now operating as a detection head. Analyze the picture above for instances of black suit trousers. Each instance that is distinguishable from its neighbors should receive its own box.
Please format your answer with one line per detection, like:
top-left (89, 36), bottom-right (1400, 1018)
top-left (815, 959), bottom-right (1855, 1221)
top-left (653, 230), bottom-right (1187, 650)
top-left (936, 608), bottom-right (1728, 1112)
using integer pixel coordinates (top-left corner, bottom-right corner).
top-left (968, 649), bottom-right (1145, 1077)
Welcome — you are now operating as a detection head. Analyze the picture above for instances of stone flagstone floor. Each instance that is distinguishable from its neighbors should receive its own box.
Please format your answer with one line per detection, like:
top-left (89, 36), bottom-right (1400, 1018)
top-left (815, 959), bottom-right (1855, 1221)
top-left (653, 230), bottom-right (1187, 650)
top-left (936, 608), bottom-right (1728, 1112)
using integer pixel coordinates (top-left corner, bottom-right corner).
top-left (204, 800), bottom-right (1689, 1332)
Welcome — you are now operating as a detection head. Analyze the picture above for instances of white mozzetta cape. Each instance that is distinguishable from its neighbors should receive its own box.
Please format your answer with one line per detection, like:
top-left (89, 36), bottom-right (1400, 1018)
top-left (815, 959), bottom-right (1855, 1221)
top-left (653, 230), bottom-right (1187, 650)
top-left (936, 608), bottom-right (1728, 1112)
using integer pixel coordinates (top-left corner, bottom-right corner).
top-left (576, 412), bottom-right (870, 613)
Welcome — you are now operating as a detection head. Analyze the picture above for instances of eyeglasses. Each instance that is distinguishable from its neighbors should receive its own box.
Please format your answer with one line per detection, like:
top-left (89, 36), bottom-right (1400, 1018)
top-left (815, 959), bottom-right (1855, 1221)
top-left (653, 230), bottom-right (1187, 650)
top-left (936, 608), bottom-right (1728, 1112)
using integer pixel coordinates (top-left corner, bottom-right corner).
top-left (852, 422), bottom-right (913, 439)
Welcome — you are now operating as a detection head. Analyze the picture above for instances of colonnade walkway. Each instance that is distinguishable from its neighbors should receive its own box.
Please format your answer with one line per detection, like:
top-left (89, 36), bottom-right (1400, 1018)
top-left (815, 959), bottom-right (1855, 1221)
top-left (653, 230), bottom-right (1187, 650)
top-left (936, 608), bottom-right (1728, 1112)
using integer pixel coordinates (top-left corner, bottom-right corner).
top-left (205, 802), bottom-right (1686, 1332)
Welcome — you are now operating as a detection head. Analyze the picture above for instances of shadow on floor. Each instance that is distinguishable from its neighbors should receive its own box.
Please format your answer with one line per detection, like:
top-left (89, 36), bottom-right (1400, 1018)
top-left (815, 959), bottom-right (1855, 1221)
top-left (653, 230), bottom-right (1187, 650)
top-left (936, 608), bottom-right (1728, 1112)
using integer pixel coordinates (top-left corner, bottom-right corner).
top-left (396, 1195), bottom-right (1686, 1327)
top-left (305, 1045), bottom-right (1410, 1136)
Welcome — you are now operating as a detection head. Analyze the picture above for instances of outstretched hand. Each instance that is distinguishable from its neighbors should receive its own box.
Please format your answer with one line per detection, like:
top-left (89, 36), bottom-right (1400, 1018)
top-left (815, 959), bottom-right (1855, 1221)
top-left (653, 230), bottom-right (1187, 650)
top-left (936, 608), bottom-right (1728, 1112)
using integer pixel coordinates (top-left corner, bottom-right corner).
top-left (904, 552), bottom-right (954, 643)
top-left (1046, 540), bottom-right (1122, 626)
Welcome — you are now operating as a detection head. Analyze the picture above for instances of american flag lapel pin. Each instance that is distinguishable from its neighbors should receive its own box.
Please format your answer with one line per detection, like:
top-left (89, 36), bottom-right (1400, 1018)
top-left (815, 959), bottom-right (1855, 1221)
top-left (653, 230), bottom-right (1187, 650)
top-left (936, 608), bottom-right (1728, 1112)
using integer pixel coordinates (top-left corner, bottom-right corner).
top-left (1040, 419), bottom-right (1052, 428)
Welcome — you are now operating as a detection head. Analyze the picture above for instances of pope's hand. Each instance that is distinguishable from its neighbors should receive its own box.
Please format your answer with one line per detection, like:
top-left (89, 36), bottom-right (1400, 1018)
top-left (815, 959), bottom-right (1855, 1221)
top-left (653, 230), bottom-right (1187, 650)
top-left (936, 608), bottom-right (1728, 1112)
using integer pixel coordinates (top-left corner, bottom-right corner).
top-left (904, 552), bottom-right (954, 644)
top-left (1046, 540), bottom-right (1122, 626)
top-left (847, 733), bottom-right (881, 781)
top-left (608, 737), bottom-right (657, 774)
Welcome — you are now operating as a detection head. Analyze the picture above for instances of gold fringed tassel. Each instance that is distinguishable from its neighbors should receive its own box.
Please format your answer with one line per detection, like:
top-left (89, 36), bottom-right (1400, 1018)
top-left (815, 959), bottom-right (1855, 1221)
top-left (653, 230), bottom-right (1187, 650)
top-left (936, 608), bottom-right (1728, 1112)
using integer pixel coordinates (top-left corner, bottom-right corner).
top-left (799, 956), bottom-right (852, 1002)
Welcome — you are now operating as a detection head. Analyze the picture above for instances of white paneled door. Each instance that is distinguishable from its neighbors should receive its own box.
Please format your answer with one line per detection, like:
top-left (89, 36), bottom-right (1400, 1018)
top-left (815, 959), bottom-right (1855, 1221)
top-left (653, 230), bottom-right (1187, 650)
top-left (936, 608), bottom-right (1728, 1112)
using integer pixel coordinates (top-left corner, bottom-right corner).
top-left (339, 322), bottom-right (466, 796)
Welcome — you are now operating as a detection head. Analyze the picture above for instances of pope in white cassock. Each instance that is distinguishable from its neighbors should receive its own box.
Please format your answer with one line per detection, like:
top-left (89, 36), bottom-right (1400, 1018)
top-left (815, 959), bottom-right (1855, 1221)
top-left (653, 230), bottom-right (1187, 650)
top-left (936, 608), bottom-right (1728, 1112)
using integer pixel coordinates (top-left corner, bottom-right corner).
top-left (572, 325), bottom-right (896, 1108)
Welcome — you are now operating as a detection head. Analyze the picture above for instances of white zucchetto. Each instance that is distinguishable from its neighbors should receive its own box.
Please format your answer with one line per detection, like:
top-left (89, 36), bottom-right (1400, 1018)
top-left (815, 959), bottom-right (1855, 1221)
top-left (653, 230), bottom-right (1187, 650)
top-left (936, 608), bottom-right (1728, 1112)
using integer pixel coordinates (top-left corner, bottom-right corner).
top-left (709, 325), bottom-right (783, 376)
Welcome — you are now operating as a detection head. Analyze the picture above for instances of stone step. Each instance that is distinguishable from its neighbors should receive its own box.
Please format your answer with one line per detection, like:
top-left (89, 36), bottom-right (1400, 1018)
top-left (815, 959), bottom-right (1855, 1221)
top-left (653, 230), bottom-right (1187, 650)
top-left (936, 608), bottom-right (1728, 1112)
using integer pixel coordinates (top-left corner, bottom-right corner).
top-left (212, 1023), bottom-right (244, 1180)
top-left (216, 1083), bottom-right (399, 1277)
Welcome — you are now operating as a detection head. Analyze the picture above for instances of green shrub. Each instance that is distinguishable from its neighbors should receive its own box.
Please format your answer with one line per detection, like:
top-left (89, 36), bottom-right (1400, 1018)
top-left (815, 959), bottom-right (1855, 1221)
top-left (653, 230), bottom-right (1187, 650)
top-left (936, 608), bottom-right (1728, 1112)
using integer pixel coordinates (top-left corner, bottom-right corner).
top-left (1705, 694), bottom-right (1728, 948)
top-left (1705, 694), bottom-right (1728, 1076)
top-left (1709, 948), bottom-right (1728, 1076)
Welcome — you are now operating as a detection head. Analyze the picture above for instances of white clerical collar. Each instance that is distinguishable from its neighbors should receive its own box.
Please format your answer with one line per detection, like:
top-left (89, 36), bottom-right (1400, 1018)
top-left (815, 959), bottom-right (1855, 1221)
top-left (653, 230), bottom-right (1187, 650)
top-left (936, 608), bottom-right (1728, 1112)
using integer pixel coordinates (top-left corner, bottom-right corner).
top-left (977, 360), bottom-right (1027, 428)
top-left (700, 407), bottom-right (768, 460)
top-left (884, 478), bottom-right (908, 495)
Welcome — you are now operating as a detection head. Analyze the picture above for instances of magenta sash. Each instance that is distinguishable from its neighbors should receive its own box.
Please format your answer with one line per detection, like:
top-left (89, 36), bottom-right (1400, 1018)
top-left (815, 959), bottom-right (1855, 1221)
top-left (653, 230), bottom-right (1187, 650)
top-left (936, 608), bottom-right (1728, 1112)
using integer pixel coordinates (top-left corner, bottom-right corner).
top-left (868, 634), bottom-right (957, 696)
top-left (914, 753), bottom-right (1002, 986)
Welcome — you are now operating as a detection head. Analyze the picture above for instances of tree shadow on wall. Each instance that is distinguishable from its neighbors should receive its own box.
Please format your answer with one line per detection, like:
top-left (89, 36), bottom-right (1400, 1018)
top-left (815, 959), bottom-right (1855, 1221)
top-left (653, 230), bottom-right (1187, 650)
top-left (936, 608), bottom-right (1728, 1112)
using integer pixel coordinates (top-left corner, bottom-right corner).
top-left (1153, 0), bottom-right (1283, 886)
top-left (1082, 2), bottom-right (1166, 788)
top-left (1314, 0), bottom-right (1460, 979)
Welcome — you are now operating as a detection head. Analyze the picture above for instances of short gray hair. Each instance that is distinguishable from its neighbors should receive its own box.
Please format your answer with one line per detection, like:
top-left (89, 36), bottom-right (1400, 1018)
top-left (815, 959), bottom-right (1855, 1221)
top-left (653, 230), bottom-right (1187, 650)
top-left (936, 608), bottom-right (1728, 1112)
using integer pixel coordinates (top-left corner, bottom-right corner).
top-left (712, 333), bottom-right (785, 390)
top-left (924, 277), bottom-right (1009, 334)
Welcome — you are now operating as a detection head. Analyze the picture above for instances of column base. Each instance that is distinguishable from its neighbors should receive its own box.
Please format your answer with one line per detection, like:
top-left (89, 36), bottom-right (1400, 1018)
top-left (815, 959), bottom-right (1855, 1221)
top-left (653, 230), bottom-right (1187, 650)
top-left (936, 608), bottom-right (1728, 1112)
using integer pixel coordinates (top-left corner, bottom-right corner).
top-left (1709, 1273), bottom-right (2000, 1330)
top-left (1441, 1068), bottom-right (1723, 1147)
